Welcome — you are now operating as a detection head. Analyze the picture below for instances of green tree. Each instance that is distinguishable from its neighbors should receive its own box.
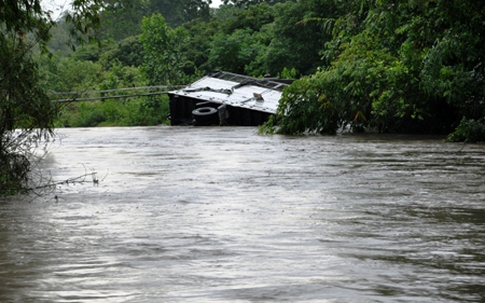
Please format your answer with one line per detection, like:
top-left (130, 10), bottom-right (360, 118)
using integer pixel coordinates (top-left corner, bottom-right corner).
top-left (264, 0), bottom-right (335, 76)
top-left (180, 17), bottom-right (222, 74)
top-left (98, 0), bottom-right (148, 41)
top-left (140, 13), bottom-right (188, 85)
top-left (139, 13), bottom-right (189, 125)
top-left (0, 0), bottom-right (103, 195)
top-left (416, 0), bottom-right (485, 140)
top-left (0, 34), bottom-right (55, 193)
top-left (103, 36), bottom-right (145, 67)
top-left (206, 28), bottom-right (268, 76)
top-left (150, 0), bottom-right (212, 28)
top-left (221, 2), bottom-right (275, 33)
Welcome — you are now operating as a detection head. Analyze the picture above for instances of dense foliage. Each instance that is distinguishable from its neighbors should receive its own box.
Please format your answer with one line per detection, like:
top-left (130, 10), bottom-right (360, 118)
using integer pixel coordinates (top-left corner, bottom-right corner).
top-left (265, 0), bottom-right (485, 140)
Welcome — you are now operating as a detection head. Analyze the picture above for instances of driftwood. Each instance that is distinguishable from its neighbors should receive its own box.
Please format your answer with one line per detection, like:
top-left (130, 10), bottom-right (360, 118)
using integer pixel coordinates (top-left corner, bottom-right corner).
top-left (25, 163), bottom-right (109, 199)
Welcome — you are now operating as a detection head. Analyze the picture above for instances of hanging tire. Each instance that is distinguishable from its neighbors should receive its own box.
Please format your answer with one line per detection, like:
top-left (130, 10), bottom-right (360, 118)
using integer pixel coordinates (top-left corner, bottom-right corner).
top-left (192, 107), bottom-right (217, 117)
top-left (192, 107), bottom-right (219, 126)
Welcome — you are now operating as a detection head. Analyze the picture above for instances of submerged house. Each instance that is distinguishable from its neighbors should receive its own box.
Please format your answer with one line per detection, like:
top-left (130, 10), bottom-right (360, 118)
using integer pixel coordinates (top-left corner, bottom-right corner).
top-left (168, 71), bottom-right (292, 126)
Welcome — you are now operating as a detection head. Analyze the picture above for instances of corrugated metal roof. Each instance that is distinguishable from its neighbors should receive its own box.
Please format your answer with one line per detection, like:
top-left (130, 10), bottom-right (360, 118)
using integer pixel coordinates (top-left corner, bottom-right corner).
top-left (169, 71), bottom-right (290, 114)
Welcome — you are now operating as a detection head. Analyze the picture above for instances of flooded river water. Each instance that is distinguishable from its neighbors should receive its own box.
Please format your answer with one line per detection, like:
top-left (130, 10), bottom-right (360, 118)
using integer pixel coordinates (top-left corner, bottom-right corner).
top-left (1, 126), bottom-right (484, 302)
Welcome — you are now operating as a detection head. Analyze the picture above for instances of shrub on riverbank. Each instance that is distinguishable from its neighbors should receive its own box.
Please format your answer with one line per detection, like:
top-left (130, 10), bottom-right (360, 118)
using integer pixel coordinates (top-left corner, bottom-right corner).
top-left (56, 96), bottom-right (171, 127)
top-left (446, 118), bottom-right (485, 143)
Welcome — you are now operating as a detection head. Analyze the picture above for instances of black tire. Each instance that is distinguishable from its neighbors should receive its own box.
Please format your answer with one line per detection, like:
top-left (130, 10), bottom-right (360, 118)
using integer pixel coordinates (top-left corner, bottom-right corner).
top-left (192, 107), bottom-right (219, 126)
top-left (192, 107), bottom-right (218, 117)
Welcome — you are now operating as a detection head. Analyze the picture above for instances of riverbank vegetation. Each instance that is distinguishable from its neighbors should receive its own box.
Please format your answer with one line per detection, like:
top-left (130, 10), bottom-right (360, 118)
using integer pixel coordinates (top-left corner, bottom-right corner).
top-left (37, 0), bottom-right (484, 141)
top-left (267, 0), bottom-right (485, 141)
top-left (1, 0), bottom-right (484, 194)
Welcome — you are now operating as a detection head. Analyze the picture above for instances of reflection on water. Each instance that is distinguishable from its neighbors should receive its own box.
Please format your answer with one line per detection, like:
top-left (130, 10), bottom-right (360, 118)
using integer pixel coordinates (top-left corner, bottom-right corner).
top-left (1, 126), bottom-right (484, 302)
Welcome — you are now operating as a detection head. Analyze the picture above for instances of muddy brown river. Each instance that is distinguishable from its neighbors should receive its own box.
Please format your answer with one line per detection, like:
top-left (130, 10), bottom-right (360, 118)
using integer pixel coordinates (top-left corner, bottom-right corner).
top-left (1, 126), bottom-right (484, 302)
